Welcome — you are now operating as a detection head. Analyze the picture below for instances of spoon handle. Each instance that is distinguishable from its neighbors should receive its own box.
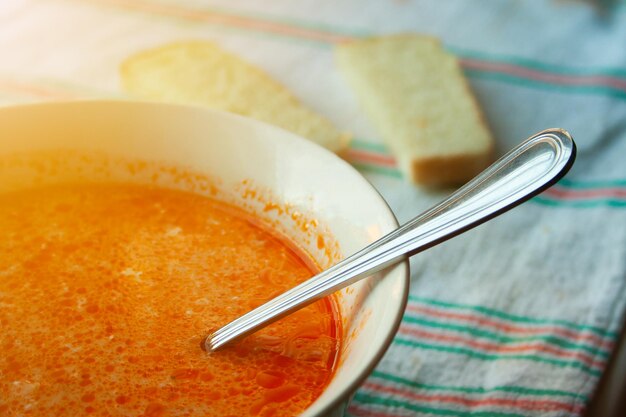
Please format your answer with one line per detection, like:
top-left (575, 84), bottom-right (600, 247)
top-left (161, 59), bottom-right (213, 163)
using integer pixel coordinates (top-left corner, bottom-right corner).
top-left (207, 128), bottom-right (576, 351)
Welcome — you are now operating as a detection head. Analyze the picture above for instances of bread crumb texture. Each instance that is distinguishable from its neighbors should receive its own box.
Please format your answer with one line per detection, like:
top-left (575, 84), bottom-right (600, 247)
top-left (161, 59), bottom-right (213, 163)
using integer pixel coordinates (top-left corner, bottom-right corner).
top-left (336, 34), bottom-right (494, 186)
top-left (121, 41), bottom-right (350, 152)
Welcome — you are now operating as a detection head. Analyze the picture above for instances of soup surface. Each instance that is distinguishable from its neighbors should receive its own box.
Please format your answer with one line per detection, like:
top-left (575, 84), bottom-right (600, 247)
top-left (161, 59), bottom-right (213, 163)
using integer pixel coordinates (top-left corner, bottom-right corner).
top-left (0, 184), bottom-right (340, 417)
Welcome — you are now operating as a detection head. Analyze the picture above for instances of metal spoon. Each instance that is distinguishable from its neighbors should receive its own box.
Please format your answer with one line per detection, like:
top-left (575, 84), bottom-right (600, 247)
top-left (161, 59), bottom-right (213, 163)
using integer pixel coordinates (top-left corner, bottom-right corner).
top-left (205, 128), bottom-right (576, 352)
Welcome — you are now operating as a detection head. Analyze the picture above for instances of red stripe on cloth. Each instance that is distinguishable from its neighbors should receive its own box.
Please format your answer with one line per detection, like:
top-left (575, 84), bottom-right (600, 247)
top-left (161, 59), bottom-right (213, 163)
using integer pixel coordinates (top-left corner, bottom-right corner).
top-left (398, 326), bottom-right (603, 369)
top-left (406, 304), bottom-right (613, 350)
top-left (346, 148), bottom-right (626, 204)
top-left (91, 0), bottom-right (354, 43)
top-left (460, 59), bottom-right (626, 92)
top-left (0, 80), bottom-right (78, 100)
top-left (362, 382), bottom-right (582, 413)
top-left (344, 149), bottom-right (398, 167)
top-left (542, 187), bottom-right (626, 200)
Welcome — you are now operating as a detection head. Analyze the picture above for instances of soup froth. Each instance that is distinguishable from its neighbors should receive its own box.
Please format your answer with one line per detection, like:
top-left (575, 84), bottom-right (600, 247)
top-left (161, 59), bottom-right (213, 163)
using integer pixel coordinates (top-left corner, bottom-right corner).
top-left (0, 184), bottom-right (340, 417)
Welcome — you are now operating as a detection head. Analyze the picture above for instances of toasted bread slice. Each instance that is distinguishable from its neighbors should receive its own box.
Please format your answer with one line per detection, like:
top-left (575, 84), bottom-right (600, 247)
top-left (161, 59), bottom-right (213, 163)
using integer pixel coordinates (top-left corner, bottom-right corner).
top-left (335, 35), bottom-right (493, 186)
top-left (121, 41), bottom-right (350, 152)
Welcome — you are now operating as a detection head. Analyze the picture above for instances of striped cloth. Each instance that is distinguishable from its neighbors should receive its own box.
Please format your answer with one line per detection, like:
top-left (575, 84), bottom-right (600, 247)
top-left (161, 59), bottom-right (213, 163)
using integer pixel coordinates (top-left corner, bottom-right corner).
top-left (2, 1), bottom-right (626, 416)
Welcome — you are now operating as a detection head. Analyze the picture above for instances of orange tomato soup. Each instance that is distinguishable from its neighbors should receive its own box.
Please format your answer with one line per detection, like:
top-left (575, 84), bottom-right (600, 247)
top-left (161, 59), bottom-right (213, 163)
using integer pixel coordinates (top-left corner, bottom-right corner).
top-left (0, 184), bottom-right (340, 417)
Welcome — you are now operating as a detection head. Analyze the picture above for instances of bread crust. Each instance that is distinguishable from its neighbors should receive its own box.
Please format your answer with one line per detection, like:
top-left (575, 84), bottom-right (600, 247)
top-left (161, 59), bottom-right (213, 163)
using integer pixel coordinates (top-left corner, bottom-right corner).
top-left (411, 145), bottom-right (494, 187)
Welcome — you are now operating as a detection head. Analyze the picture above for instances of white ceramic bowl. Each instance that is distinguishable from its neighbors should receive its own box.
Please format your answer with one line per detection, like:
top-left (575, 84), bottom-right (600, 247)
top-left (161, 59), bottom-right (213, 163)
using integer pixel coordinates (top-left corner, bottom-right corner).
top-left (0, 101), bottom-right (409, 417)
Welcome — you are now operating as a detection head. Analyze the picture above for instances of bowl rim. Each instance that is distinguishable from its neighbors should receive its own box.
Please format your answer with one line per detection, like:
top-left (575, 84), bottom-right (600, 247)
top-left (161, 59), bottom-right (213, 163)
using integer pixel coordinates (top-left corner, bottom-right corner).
top-left (0, 99), bottom-right (411, 416)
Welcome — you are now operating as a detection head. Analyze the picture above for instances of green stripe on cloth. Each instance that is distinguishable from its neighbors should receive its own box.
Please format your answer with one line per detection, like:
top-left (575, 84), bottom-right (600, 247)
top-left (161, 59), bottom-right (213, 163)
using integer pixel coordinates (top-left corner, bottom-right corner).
top-left (352, 393), bottom-right (529, 417)
top-left (402, 315), bottom-right (610, 357)
top-left (533, 196), bottom-right (626, 208)
top-left (558, 178), bottom-right (626, 189)
top-left (370, 370), bottom-right (587, 400)
top-left (409, 296), bottom-right (617, 338)
top-left (393, 338), bottom-right (602, 376)
top-left (350, 139), bottom-right (389, 154)
top-left (351, 163), bottom-right (403, 179)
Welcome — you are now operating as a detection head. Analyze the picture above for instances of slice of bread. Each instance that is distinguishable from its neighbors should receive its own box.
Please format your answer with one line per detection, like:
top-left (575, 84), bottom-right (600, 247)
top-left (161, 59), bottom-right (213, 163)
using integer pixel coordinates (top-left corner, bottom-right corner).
top-left (121, 41), bottom-right (350, 152)
top-left (335, 34), bottom-right (493, 186)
